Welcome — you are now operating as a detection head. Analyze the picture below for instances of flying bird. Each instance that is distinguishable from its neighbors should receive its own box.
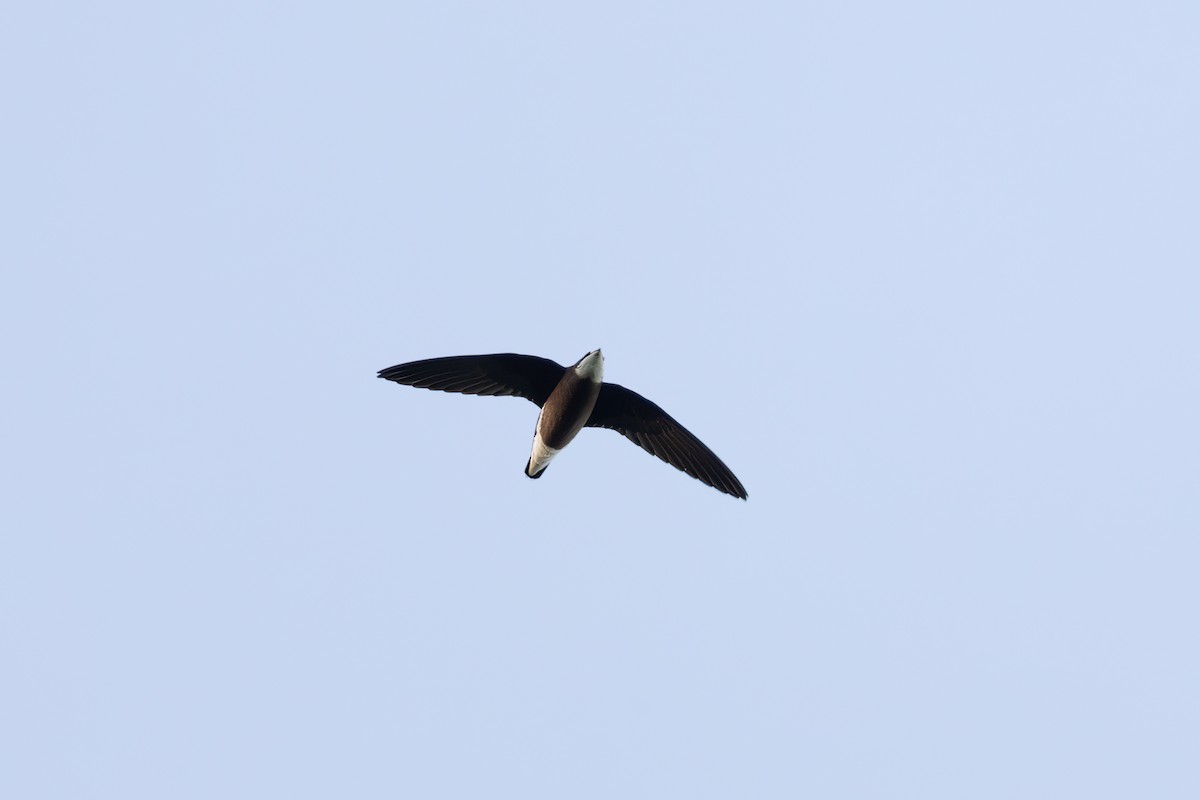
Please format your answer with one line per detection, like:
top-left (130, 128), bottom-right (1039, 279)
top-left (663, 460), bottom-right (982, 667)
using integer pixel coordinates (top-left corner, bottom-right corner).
top-left (378, 349), bottom-right (747, 499)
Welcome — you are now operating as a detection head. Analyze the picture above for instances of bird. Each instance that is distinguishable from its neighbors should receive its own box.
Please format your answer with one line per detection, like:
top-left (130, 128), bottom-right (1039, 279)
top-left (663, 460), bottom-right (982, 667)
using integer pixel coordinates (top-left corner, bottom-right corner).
top-left (378, 349), bottom-right (747, 499)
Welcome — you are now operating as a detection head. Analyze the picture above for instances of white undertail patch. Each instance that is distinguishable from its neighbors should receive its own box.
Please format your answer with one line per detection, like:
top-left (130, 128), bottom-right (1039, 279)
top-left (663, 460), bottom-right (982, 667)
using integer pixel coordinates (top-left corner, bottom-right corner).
top-left (527, 431), bottom-right (561, 476)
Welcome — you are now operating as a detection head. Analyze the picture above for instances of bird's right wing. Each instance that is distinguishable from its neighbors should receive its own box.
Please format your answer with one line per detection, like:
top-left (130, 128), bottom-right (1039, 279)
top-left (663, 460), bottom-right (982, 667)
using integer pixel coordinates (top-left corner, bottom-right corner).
top-left (378, 354), bottom-right (566, 407)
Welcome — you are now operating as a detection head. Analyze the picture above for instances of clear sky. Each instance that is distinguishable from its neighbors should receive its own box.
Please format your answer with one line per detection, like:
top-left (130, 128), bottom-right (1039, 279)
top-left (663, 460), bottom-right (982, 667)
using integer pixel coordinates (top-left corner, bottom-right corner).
top-left (3, 2), bottom-right (1198, 798)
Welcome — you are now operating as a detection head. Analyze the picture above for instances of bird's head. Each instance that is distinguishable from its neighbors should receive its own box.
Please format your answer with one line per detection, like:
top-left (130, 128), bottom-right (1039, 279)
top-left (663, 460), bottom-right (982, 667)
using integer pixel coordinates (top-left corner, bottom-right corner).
top-left (574, 349), bottom-right (604, 381)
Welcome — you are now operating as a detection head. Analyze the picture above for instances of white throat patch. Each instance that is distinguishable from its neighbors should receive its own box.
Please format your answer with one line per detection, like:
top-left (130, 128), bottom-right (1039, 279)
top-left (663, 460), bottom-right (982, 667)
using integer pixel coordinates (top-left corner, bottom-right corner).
top-left (574, 350), bottom-right (604, 382)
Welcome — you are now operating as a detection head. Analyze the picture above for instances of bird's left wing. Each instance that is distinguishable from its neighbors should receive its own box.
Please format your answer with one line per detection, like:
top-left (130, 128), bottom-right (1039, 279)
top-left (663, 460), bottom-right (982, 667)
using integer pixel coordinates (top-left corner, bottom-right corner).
top-left (586, 383), bottom-right (748, 499)
top-left (378, 354), bottom-right (566, 407)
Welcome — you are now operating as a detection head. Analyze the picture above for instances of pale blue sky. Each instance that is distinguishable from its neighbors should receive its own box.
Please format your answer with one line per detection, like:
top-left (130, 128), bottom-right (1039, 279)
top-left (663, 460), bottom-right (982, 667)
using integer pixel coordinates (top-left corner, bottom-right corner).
top-left (3, 2), bottom-right (1198, 798)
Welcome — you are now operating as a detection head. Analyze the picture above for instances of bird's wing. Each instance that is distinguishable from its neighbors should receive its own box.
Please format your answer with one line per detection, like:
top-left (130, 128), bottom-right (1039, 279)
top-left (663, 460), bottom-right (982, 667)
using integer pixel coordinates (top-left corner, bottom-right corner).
top-left (585, 383), bottom-right (748, 499)
top-left (378, 354), bottom-right (566, 407)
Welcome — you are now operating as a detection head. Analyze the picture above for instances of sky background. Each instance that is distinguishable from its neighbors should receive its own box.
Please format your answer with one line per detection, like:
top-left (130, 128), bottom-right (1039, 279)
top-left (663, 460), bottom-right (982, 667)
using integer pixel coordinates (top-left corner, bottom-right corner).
top-left (3, 2), bottom-right (1198, 798)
